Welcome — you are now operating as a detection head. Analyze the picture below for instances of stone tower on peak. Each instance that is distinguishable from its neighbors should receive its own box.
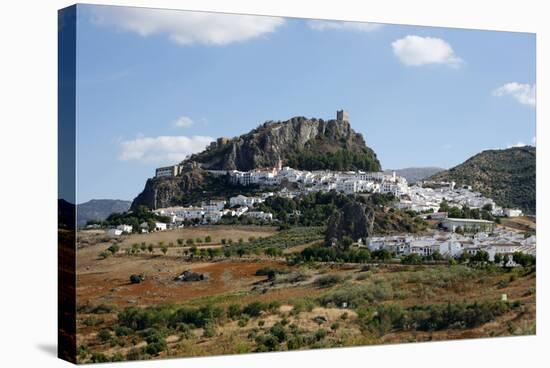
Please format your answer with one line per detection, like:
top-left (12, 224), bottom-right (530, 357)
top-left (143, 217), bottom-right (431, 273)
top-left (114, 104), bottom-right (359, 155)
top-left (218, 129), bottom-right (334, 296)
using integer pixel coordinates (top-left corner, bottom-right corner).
top-left (336, 109), bottom-right (349, 122)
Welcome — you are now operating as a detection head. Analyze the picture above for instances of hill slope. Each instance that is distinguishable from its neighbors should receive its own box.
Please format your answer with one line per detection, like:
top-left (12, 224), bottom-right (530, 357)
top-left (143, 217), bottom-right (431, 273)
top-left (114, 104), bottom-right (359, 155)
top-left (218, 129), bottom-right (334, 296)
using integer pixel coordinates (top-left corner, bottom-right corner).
top-left (386, 167), bottom-right (445, 184)
top-left (429, 146), bottom-right (536, 214)
top-left (132, 115), bottom-right (380, 209)
top-left (77, 199), bottom-right (131, 227)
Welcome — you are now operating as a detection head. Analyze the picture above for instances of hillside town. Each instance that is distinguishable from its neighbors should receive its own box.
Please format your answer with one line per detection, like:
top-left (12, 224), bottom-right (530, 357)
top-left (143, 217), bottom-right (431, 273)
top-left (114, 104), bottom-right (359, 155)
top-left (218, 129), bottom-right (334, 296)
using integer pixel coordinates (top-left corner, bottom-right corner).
top-left (366, 227), bottom-right (536, 265)
top-left (150, 159), bottom-right (522, 227)
top-left (95, 157), bottom-right (536, 266)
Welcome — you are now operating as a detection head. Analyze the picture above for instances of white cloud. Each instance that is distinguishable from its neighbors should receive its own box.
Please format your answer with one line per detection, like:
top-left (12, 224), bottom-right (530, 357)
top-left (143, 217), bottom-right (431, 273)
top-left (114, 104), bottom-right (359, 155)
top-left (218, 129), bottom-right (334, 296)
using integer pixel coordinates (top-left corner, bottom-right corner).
top-left (508, 142), bottom-right (526, 148)
top-left (492, 82), bottom-right (536, 107)
top-left (392, 35), bottom-right (463, 67)
top-left (173, 116), bottom-right (194, 128)
top-left (90, 7), bottom-right (285, 46)
top-left (119, 135), bottom-right (213, 164)
top-left (307, 20), bottom-right (382, 32)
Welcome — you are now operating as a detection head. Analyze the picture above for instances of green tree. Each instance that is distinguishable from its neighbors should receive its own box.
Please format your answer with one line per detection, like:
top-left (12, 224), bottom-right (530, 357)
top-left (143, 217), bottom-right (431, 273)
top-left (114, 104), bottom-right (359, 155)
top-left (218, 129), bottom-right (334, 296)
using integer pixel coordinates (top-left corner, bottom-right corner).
top-left (401, 253), bottom-right (422, 265)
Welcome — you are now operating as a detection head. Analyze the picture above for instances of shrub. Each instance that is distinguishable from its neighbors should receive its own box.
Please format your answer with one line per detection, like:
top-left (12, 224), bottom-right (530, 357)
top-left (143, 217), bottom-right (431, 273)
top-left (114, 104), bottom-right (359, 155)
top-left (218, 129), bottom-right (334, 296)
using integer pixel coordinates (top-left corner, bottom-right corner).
top-left (90, 352), bottom-right (109, 363)
top-left (269, 322), bottom-right (287, 342)
top-left (318, 282), bottom-right (393, 308)
top-left (314, 274), bottom-right (344, 288)
top-left (129, 274), bottom-right (144, 284)
top-left (243, 301), bottom-right (267, 317)
top-left (144, 341), bottom-right (166, 356)
top-left (97, 328), bottom-right (112, 342)
top-left (177, 238), bottom-right (184, 245)
top-left (205, 235), bottom-right (212, 243)
top-left (203, 322), bottom-right (216, 338)
top-left (255, 267), bottom-right (289, 280)
top-left (91, 304), bottom-right (116, 314)
top-left (83, 316), bottom-right (103, 327)
top-left (114, 325), bottom-right (132, 337)
top-left (107, 244), bottom-right (120, 254)
top-left (401, 253), bottom-right (423, 265)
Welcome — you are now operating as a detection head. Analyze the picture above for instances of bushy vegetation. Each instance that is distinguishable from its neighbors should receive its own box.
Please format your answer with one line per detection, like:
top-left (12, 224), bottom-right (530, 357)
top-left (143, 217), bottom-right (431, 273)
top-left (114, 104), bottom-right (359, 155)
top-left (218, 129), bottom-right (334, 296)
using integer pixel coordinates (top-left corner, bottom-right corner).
top-left (438, 201), bottom-right (494, 221)
top-left (290, 246), bottom-right (374, 264)
top-left (129, 274), bottom-right (145, 284)
top-left (286, 147), bottom-right (380, 172)
top-left (318, 281), bottom-right (395, 308)
top-left (429, 146), bottom-right (535, 214)
top-left (104, 206), bottom-right (170, 232)
top-left (255, 267), bottom-right (290, 280)
top-left (357, 300), bottom-right (515, 336)
top-left (224, 227), bottom-right (324, 258)
top-left (314, 274), bottom-right (344, 288)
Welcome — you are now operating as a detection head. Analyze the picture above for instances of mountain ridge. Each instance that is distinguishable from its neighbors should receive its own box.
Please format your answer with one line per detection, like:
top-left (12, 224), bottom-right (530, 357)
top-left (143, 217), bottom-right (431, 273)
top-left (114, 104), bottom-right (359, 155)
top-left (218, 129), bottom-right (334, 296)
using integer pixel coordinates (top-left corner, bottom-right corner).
top-left (77, 199), bottom-right (132, 227)
top-left (428, 146), bottom-right (535, 214)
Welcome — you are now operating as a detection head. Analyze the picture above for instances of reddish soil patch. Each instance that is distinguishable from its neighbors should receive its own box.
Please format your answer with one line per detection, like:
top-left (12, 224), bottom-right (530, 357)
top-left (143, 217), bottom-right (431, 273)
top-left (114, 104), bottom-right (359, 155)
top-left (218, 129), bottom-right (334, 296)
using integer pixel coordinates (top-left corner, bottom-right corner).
top-left (77, 257), bottom-right (283, 308)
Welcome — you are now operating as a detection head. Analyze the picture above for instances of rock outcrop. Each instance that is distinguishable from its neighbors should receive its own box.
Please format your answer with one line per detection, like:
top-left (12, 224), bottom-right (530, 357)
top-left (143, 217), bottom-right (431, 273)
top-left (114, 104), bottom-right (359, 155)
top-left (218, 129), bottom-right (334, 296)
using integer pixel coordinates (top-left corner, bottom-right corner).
top-left (131, 168), bottom-right (206, 210)
top-left (131, 115), bottom-right (381, 210)
top-left (189, 116), bottom-right (380, 172)
top-left (325, 200), bottom-right (375, 247)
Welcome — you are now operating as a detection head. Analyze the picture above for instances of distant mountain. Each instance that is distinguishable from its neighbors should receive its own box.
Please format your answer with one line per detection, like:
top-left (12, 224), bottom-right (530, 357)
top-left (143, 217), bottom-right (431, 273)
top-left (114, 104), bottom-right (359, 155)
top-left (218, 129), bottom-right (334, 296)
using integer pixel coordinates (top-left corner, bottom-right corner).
top-left (386, 167), bottom-right (445, 184)
top-left (132, 114), bottom-right (381, 209)
top-left (429, 146), bottom-right (536, 214)
top-left (77, 199), bottom-right (131, 227)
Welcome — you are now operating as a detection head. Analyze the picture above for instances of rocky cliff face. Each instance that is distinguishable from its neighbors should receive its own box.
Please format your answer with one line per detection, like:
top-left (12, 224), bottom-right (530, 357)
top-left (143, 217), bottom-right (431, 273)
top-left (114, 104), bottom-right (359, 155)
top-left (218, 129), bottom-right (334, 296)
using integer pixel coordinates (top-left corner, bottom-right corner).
top-left (131, 169), bottom-right (206, 210)
top-left (325, 201), bottom-right (375, 246)
top-left (190, 116), bottom-right (380, 172)
top-left (131, 115), bottom-right (381, 210)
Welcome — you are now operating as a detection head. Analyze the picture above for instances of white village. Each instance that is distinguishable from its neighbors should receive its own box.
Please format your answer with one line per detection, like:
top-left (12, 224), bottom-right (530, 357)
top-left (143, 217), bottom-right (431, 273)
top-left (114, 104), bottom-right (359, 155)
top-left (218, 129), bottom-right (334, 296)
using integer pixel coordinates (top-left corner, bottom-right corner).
top-left (103, 127), bottom-right (534, 267)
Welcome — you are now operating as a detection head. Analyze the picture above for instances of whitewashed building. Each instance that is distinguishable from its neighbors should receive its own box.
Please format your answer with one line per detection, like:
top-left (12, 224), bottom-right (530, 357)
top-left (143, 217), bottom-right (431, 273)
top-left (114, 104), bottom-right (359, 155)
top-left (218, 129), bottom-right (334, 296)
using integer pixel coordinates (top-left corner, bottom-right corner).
top-left (245, 211), bottom-right (273, 221)
top-left (116, 224), bottom-right (133, 233)
top-left (504, 208), bottom-right (523, 217)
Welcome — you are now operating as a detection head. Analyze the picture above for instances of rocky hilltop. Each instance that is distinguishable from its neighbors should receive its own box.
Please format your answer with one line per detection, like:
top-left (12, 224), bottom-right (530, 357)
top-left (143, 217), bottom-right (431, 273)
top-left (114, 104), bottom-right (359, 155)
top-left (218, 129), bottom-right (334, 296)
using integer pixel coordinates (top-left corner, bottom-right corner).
top-left (429, 146), bottom-right (536, 214)
top-left (132, 114), bottom-right (381, 210)
top-left (189, 116), bottom-right (380, 172)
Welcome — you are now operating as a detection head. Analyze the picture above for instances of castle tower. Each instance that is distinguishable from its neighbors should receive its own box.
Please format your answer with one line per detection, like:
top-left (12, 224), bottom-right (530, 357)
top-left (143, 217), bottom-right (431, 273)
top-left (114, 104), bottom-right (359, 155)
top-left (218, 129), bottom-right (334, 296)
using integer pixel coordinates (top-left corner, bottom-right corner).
top-left (336, 109), bottom-right (349, 121)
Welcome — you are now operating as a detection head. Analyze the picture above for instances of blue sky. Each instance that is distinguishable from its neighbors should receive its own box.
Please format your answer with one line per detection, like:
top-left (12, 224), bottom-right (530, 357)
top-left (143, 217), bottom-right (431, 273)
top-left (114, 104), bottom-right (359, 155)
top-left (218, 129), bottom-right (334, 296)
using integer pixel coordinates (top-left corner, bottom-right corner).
top-left (74, 4), bottom-right (536, 203)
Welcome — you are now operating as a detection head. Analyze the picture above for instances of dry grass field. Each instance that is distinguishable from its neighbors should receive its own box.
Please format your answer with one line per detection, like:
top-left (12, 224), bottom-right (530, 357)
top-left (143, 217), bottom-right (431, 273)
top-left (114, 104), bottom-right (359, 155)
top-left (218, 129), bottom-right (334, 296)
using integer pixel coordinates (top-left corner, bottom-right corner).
top-left (74, 225), bottom-right (536, 363)
top-left (500, 216), bottom-right (536, 232)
